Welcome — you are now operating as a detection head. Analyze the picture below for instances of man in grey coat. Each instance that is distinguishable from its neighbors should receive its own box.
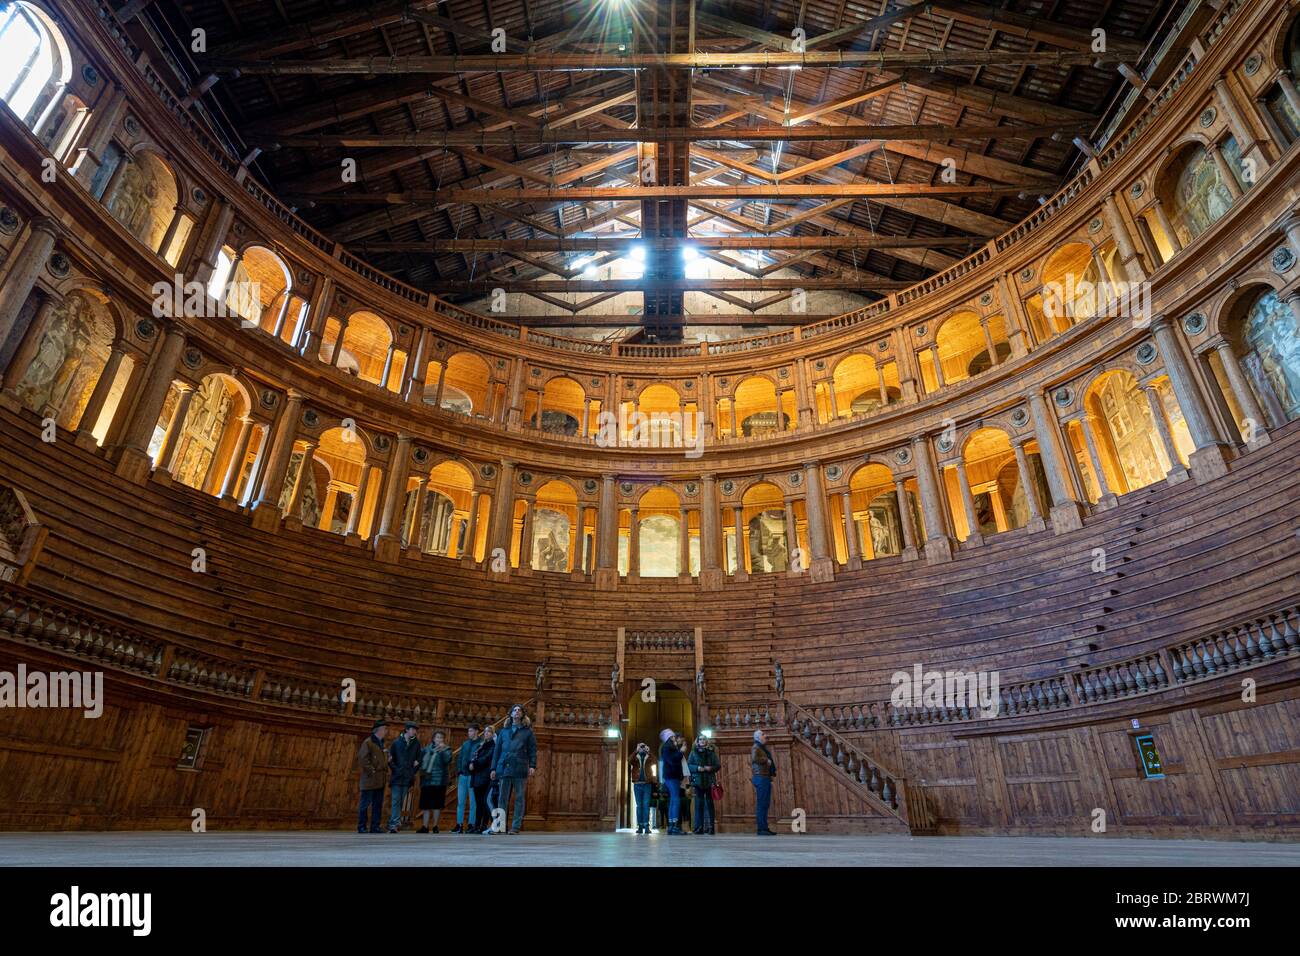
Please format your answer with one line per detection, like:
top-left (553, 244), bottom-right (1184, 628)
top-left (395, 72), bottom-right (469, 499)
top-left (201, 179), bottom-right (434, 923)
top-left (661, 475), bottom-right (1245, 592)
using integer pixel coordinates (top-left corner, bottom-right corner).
top-left (491, 704), bottom-right (537, 834)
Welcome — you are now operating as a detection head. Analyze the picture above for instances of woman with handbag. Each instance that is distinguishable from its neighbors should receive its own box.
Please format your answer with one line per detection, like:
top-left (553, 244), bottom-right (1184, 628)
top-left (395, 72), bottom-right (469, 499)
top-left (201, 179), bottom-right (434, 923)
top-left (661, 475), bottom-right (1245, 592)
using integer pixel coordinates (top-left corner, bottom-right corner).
top-left (687, 734), bottom-right (721, 834)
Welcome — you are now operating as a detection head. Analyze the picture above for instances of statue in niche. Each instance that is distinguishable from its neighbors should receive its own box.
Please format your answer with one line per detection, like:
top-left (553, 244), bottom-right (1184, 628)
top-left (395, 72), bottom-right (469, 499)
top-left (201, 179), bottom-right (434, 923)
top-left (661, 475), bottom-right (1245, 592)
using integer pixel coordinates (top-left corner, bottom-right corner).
top-left (108, 155), bottom-right (170, 251)
top-left (748, 510), bottom-right (788, 573)
top-left (332, 491), bottom-right (353, 535)
top-left (297, 463), bottom-right (322, 528)
top-left (535, 661), bottom-right (547, 694)
top-left (1172, 145), bottom-right (1234, 245)
top-left (530, 509), bottom-right (569, 572)
top-left (773, 662), bottom-right (784, 698)
top-left (1243, 291), bottom-right (1300, 421)
top-left (16, 293), bottom-right (111, 429)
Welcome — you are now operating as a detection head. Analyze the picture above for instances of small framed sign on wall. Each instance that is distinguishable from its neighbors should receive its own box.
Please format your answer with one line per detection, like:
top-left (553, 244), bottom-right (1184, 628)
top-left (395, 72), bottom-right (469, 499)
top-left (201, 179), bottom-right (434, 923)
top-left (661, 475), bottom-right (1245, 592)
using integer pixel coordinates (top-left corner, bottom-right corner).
top-left (1133, 732), bottom-right (1165, 779)
top-left (178, 726), bottom-right (211, 771)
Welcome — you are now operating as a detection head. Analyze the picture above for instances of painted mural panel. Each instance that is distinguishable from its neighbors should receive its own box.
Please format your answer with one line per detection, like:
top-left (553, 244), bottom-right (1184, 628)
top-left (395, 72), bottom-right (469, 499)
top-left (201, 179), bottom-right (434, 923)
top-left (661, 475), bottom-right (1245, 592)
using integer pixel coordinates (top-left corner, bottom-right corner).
top-left (15, 292), bottom-right (113, 429)
top-left (1243, 290), bottom-right (1300, 422)
top-left (531, 508), bottom-right (570, 572)
top-left (1169, 145), bottom-right (1233, 247)
top-left (638, 514), bottom-right (679, 577)
top-left (748, 510), bottom-right (788, 573)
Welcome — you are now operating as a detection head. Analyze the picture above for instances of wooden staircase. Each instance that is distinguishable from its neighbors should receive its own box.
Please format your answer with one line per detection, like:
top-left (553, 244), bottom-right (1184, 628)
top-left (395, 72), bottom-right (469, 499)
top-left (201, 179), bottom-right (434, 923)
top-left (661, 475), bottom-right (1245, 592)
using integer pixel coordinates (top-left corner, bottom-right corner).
top-left (785, 699), bottom-right (936, 835)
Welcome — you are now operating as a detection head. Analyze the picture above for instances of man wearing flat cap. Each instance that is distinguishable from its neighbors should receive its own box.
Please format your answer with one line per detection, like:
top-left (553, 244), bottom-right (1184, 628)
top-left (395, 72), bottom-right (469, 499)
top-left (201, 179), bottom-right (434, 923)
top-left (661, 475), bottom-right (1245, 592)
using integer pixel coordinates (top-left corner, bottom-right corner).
top-left (356, 718), bottom-right (390, 834)
top-left (387, 721), bottom-right (423, 833)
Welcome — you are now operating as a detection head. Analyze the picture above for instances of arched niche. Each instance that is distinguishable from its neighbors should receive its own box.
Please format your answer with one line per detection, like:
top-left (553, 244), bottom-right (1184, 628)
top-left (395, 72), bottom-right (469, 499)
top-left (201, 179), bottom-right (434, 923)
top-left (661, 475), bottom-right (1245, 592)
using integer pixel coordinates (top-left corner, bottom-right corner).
top-left (313, 425), bottom-right (371, 535)
top-left (106, 150), bottom-right (178, 257)
top-left (1083, 369), bottom-right (1175, 495)
top-left (412, 460), bottom-right (477, 556)
top-left (634, 485), bottom-right (685, 578)
top-left (335, 311), bottom-right (397, 389)
top-left (1156, 142), bottom-right (1240, 250)
top-left (1027, 243), bottom-right (1105, 341)
top-left (530, 479), bottom-right (577, 573)
top-left (1227, 287), bottom-right (1300, 424)
top-left (531, 376), bottom-right (584, 435)
top-left (425, 351), bottom-right (492, 418)
top-left (951, 427), bottom-right (1022, 539)
top-left (12, 290), bottom-right (115, 430)
top-left (171, 373), bottom-right (249, 495)
top-left (845, 462), bottom-right (907, 560)
top-left (740, 481), bottom-right (788, 573)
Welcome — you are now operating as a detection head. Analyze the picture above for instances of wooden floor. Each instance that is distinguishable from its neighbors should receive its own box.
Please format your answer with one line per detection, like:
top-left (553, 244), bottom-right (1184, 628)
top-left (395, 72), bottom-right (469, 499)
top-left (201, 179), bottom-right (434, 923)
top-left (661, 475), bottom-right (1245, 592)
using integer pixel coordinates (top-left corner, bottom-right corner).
top-left (1, 832), bottom-right (1297, 867)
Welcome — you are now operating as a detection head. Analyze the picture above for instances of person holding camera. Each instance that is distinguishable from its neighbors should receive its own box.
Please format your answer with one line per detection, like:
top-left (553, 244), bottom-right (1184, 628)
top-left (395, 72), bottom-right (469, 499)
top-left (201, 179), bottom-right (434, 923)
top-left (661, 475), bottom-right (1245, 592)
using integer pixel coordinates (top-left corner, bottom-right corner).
top-left (630, 741), bottom-right (654, 833)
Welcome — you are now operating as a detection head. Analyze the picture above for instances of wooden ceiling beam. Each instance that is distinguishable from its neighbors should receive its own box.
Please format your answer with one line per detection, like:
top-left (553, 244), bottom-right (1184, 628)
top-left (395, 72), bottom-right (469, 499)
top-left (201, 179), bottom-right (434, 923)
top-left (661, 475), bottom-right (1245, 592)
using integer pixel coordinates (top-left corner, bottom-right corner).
top-left (899, 0), bottom-right (1145, 55)
top-left (214, 48), bottom-right (1128, 75)
top-left (333, 182), bottom-right (1028, 204)
top-left (350, 234), bottom-right (986, 253)
top-left (262, 120), bottom-right (1077, 148)
top-left (498, 313), bottom-right (840, 327)
top-left (433, 277), bottom-right (909, 293)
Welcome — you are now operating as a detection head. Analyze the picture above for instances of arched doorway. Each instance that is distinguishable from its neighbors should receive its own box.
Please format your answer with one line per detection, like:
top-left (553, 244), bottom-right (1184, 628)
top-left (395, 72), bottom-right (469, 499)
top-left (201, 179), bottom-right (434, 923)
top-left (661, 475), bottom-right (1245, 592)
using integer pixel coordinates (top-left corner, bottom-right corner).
top-left (621, 680), bottom-right (695, 831)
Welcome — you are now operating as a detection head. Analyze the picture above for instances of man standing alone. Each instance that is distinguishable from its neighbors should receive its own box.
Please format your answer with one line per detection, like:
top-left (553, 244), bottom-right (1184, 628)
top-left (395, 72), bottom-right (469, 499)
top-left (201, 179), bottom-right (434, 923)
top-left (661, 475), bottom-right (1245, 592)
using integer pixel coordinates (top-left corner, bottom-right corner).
top-left (630, 741), bottom-right (653, 833)
top-left (751, 729), bottom-right (777, 835)
top-left (356, 718), bottom-right (389, 834)
top-left (492, 704), bottom-right (537, 834)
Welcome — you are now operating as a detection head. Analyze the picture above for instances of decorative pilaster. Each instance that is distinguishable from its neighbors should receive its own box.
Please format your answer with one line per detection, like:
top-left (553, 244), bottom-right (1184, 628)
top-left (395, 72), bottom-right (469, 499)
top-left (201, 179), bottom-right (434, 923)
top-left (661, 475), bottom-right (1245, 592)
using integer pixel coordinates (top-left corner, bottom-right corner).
top-left (1150, 315), bottom-right (1231, 483)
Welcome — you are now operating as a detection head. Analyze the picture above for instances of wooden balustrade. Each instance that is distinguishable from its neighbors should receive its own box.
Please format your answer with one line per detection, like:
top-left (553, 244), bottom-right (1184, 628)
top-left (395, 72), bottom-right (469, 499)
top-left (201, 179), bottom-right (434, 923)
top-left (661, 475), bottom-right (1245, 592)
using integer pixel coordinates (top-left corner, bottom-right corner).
top-left (785, 700), bottom-right (913, 825)
top-left (796, 600), bottom-right (1300, 731)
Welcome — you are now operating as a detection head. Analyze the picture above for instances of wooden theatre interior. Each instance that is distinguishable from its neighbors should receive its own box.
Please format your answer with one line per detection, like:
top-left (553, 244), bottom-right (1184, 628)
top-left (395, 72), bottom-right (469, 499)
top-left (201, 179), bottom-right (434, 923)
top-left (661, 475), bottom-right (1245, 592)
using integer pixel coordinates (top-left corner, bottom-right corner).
top-left (0, 0), bottom-right (1298, 838)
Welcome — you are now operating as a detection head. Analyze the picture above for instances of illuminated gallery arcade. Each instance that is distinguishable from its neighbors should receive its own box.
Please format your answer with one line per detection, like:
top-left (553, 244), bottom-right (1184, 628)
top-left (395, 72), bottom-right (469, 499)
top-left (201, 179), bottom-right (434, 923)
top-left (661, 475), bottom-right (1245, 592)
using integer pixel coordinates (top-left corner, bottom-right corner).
top-left (0, 0), bottom-right (1298, 856)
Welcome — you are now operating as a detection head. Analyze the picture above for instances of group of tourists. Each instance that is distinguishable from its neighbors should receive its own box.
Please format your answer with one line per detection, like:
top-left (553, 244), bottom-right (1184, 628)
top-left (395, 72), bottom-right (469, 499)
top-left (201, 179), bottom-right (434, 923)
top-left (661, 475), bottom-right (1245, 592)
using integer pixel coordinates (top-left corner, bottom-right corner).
top-left (630, 728), bottom-right (779, 835)
top-left (356, 707), bottom-right (780, 836)
top-left (355, 703), bottom-right (537, 834)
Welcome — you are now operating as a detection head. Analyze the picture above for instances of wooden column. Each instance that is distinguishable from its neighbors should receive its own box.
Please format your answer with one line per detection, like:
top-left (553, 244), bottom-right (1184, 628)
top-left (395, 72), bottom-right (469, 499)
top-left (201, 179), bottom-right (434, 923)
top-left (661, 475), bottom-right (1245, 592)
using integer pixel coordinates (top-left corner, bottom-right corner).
top-left (1102, 193), bottom-right (1148, 282)
top-left (0, 219), bottom-right (59, 355)
top-left (248, 390), bottom-right (304, 526)
top-left (1213, 341), bottom-right (1273, 436)
top-left (157, 383), bottom-right (197, 474)
top-left (76, 341), bottom-right (128, 441)
top-left (1142, 385), bottom-right (1191, 479)
top-left (114, 324), bottom-right (187, 483)
top-left (953, 458), bottom-right (984, 546)
top-left (1, 296), bottom-right (61, 394)
top-left (594, 473), bottom-right (619, 589)
top-left (841, 492), bottom-right (861, 567)
top-left (894, 478), bottom-right (918, 558)
top-left (1151, 315), bottom-right (1231, 482)
top-left (1011, 440), bottom-right (1046, 531)
top-left (1027, 390), bottom-right (1086, 532)
top-left (406, 477), bottom-right (430, 553)
top-left (1079, 415), bottom-right (1118, 508)
top-left (219, 416), bottom-right (255, 499)
top-left (911, 435), bottom-right (953, 561)
top-left (345, 463), bottom-right (373, 536)
top-left (373, 435), bottom-right (412, 560)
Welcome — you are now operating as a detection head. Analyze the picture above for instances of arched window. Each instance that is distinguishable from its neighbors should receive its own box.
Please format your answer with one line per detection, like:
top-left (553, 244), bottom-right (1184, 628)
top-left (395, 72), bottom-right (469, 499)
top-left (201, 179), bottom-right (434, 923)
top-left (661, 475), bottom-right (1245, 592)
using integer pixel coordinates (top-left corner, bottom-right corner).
top-left (0, 3), bottom-right (67, 127)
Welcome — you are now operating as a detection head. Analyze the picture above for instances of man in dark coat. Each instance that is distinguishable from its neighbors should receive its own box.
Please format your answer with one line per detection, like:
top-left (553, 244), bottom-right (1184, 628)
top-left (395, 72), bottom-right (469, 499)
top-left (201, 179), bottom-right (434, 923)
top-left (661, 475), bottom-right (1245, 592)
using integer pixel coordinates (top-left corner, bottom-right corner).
top-left (387, 721), bottom-right (422, 833)
top-left (491, 704), bottom-right (537, 833)
top-left (356, 718), bottom-right (389, 834)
